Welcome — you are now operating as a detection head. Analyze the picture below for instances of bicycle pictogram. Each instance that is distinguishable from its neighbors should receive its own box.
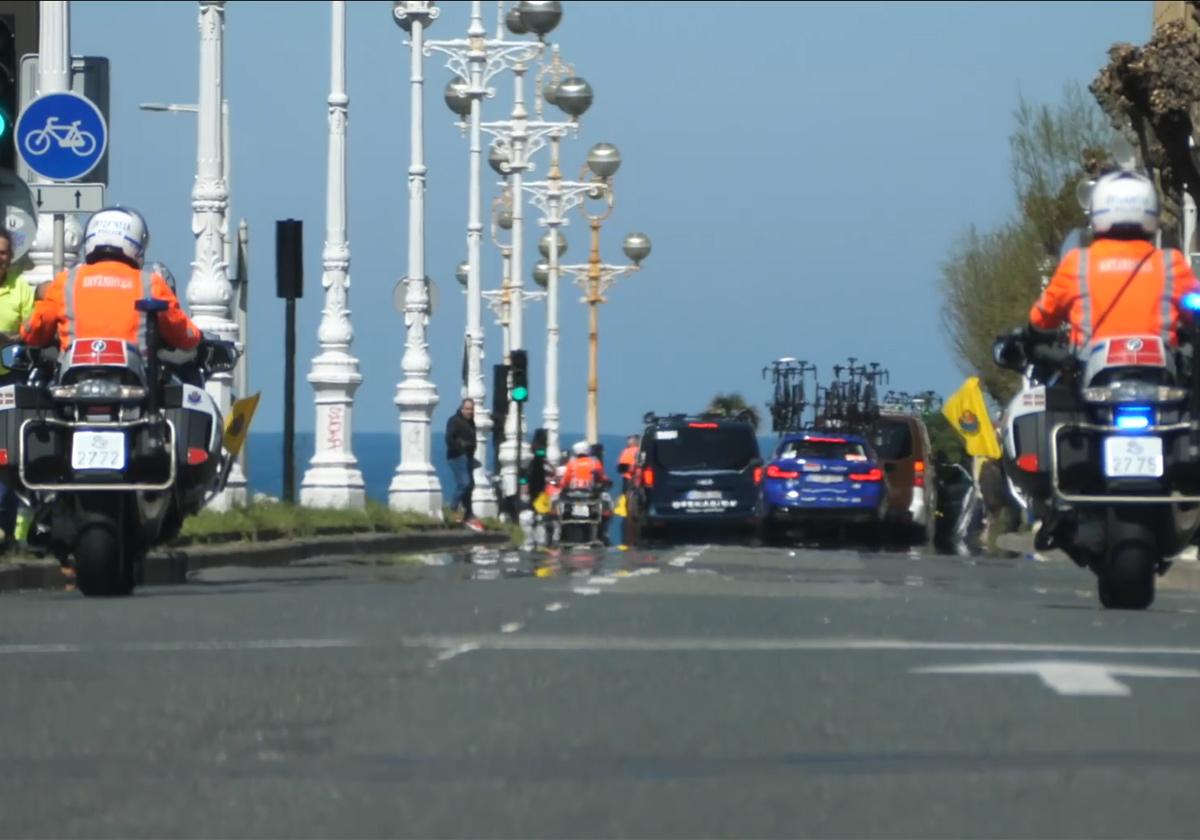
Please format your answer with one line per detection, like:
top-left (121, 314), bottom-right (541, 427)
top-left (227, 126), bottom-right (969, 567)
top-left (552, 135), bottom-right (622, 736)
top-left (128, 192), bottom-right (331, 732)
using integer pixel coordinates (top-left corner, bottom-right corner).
top-left (23, 117), bottom-right (98, 158)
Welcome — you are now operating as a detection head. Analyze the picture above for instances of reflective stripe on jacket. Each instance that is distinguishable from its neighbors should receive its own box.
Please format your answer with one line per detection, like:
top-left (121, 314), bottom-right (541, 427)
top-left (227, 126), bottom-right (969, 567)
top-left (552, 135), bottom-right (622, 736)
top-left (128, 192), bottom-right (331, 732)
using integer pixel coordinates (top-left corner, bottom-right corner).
top-left (20, 261), bottom-right (202, 352)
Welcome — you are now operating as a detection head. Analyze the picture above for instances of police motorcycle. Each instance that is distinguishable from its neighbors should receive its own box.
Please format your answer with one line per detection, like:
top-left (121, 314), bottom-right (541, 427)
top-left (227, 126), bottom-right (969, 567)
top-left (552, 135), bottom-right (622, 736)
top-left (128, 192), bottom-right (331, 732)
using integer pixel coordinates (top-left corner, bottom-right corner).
top-left (551, 484), bottom-right (608, 549)
top-left (0, 301), bottom-right (239, 597)
top-left (994, 296), bottom-right (1200, 610)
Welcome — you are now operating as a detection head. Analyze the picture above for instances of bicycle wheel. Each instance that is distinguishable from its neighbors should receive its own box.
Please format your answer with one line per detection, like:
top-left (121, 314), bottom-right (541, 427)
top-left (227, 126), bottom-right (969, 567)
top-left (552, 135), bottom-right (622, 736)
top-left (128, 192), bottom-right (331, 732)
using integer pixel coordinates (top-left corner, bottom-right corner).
top-left (73, 131), bottom-right (98, 157)
top-left (24, 130), bottom-right (51, 156)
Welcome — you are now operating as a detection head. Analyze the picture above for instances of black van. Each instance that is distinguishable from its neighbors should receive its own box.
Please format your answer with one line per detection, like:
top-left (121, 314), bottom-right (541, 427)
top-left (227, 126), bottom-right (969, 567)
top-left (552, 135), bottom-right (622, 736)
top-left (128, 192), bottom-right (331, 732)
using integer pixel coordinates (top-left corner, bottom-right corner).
top-left (625, 414), bottom-right (763, 544)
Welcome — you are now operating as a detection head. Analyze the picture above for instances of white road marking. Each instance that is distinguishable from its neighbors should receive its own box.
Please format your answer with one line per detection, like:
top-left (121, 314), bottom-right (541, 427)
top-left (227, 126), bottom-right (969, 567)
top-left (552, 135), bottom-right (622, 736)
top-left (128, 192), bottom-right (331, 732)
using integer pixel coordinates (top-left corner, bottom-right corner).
top-left (400, 634), bottom-right (1200, 657)
top-left (544, 602), bottom-right (567, 612)
top-left (572, 587), bottom-right (602, 596)
top-left (500, 622), bottom-right (523, 634)
top-left (434, 642), bottom-right (480, 663)
top-left (589, 576), bottom-right (619, 586)
top-left (913, 660), bottom-right (1200, 697)
top-left (668, 556), bottom-right (694, 567)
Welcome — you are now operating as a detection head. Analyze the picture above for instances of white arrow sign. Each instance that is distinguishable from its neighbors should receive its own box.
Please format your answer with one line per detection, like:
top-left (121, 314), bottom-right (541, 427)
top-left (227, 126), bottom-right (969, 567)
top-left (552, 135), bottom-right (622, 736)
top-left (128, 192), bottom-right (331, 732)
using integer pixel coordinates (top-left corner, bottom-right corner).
top-left (914, 660), bottom-right (1200, 697)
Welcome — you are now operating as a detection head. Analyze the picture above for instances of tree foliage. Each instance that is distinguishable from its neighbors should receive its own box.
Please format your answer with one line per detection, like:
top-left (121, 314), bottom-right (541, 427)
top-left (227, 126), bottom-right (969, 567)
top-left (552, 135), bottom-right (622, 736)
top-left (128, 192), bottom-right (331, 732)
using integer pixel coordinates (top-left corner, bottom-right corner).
top-left (1091, 15), bottom-right (1200, 240)
top-left (941, 83), bottom-right (1108, 405)
top-left (702, 393), bottom-right (761, 431)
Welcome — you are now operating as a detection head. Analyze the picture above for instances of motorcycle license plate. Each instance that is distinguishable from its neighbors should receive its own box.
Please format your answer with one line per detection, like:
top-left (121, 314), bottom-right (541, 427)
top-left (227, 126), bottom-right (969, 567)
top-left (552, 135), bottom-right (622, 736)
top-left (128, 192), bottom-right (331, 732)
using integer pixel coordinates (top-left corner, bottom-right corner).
top-left (1103, 436), bottom-right (1163, 478)
top-left (571, 504), bottom-right (591, 517)
top-left (71, 431), bottom-right (126, 471)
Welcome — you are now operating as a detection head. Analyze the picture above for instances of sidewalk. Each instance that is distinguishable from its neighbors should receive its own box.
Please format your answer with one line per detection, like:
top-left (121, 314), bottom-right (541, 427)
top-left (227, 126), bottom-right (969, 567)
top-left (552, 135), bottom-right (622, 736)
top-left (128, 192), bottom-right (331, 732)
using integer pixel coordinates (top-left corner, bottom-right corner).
top-left (0, 528), bottom-right (510, 593)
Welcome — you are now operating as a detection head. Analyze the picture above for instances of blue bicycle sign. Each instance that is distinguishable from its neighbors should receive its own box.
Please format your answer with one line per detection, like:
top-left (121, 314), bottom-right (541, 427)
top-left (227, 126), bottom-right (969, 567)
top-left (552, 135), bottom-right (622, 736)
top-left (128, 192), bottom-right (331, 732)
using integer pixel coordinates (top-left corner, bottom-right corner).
top-left (15, 92), bottom-right (107, 182)
top-left (23, 116), bottom-right (98, 158)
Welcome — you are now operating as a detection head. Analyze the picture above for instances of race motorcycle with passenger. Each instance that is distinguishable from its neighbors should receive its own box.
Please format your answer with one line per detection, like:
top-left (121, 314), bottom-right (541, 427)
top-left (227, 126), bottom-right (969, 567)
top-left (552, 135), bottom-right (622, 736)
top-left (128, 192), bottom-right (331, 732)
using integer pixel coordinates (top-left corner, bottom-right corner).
top-left (994, 169), bottom-right (1200, 609)
top-left (0, 208), bottom-right (245, 597)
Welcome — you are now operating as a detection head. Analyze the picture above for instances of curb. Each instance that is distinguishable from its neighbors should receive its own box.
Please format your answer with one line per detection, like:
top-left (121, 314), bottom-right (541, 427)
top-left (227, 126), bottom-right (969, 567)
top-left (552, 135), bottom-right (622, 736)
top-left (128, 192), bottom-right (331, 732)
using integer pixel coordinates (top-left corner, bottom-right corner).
top-left (0, 529), bottom-right (512, 593)
top-left (995, 532), bottom-right (1200, 592)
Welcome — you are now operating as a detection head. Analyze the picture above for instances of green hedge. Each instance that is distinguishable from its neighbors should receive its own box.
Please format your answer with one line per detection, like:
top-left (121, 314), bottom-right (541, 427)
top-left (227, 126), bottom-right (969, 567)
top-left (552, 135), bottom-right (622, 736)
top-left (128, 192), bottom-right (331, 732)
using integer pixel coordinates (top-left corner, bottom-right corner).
top-left (175, 501), bottom-right (450, 546)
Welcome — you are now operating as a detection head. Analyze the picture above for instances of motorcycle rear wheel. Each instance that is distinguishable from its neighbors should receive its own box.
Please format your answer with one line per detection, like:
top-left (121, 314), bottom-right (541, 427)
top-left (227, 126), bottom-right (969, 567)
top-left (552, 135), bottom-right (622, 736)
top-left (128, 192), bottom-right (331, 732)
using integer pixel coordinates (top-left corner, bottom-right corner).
top-left (1098, 543), bottom-right (1156, 610)
top-left (74, 525), bottom-right (133, 597)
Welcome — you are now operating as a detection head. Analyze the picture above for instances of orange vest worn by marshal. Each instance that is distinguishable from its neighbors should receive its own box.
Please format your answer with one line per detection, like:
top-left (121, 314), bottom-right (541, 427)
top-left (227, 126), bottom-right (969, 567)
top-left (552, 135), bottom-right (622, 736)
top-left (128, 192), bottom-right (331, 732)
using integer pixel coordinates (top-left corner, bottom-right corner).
top-left (20, 261), bottom-right (202, 353)
top-left (1030, 240), bottom-right (1200, 348)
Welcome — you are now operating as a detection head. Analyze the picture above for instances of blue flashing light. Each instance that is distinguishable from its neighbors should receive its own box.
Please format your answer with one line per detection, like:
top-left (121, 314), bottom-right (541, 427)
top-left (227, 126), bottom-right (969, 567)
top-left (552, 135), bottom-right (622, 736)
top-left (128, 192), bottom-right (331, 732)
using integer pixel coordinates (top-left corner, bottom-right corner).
top-left (1114, 405), bottom-right (1153, 431)
top-left (1182, 291), bottom-right (1200, 313)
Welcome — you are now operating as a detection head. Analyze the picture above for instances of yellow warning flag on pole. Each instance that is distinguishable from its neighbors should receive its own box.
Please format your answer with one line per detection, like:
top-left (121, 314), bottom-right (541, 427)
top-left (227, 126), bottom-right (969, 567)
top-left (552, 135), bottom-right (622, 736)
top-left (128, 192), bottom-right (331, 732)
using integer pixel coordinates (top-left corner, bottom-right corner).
top-left (941, 377), bottom-right (1002, 460)
top-left (223, 392), bottom-right (261, 458)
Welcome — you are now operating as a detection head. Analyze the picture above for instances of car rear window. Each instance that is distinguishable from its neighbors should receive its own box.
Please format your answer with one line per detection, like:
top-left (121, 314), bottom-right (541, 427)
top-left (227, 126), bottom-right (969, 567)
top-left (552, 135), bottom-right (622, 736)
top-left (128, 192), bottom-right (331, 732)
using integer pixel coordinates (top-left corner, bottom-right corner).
top-left (874, 419), bottom-right (914, 461)
top-left (777, 440), bottom-right (869, 461)
top-left (651, 425), bottom-right (758, 472)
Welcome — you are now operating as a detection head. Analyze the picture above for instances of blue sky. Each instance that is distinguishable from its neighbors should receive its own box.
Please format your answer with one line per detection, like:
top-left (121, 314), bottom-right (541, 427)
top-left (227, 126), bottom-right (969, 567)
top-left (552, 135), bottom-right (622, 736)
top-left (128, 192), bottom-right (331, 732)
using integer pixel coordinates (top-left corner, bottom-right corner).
top-left (67, 0), bottom-right (1151, 435)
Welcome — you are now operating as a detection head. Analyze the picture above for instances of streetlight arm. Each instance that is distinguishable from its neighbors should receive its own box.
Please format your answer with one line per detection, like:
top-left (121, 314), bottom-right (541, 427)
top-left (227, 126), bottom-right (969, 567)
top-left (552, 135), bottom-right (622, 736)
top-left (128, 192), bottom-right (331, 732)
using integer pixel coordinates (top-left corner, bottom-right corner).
top-left (557, 262), bottom-right (641, 300)
top-left (524, 178), bottom-right (594, 222)
top-left (426, 37), bottom-right (543, 95)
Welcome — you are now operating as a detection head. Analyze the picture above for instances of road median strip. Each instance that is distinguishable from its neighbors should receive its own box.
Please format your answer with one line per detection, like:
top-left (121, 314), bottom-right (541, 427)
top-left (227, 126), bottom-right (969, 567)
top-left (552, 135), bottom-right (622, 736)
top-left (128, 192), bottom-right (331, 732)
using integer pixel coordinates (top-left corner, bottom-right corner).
top-left (0, 502), bottom-right (512, 593)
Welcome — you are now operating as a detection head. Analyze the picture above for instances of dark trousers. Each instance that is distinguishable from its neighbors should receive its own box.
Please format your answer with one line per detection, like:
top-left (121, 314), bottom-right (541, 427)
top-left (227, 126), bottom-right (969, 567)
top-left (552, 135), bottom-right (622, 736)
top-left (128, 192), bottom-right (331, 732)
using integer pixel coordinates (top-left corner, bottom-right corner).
top-left (448, 454), bottom-right (475, 519)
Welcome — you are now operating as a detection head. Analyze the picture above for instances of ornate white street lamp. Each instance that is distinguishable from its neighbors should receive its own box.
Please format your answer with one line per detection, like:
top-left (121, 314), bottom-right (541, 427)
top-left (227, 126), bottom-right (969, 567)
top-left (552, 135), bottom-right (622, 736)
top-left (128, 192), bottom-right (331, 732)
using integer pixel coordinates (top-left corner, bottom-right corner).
top-left (187, 0), bottom-right (244, 509)
top-left (389, 0), bottom-right (443, 516)
top-left (300, 0), bottom-right (365, 509)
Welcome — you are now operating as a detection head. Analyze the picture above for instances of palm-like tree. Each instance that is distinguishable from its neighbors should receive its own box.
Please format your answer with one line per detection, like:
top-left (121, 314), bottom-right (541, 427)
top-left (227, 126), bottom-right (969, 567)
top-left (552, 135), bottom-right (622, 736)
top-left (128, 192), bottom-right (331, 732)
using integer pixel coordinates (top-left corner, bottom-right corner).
top-left (702, 392), bottom-right (760, 431)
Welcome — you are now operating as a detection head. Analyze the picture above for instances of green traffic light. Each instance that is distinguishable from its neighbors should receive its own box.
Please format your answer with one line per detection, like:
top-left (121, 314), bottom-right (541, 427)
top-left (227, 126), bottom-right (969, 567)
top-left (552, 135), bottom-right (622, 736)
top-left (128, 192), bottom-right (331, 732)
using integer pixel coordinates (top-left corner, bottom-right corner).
top-left (513, 386), bottom-right (529, 402)
top-left (0, 109), bottom-right (9, 140)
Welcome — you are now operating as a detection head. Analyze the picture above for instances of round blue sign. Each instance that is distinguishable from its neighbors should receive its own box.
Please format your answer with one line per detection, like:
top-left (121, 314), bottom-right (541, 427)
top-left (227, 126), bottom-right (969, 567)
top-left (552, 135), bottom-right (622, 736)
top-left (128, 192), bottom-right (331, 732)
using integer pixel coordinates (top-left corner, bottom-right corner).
top-left (15, 92), bottom-right (107, 182)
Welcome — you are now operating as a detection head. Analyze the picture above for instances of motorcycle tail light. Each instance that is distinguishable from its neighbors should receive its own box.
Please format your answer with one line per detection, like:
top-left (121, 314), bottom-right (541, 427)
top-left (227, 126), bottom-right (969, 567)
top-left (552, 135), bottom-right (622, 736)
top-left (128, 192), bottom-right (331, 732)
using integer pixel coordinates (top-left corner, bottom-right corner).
top-left (187, 447), bottom-right (209, 466)
top-left (0, 448), bottom-right (8, 466)
top-left (1017, 453), bottom-right (1039, 472)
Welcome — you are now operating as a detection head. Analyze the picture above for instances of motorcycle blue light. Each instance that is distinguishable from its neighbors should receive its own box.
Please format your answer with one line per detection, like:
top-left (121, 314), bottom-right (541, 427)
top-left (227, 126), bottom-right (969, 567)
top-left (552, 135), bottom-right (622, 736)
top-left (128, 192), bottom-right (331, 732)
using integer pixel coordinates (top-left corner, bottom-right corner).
top-left (1114, 405), bottom-right (1153, 431)
top-left (1183, 291), bottom-right (1200, 313)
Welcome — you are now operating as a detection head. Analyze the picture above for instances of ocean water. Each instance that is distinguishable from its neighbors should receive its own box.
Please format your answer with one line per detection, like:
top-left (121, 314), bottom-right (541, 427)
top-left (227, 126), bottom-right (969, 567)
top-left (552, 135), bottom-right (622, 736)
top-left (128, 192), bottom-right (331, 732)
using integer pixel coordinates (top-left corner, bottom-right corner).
top-left (243, 431), bottom-right (632, 503)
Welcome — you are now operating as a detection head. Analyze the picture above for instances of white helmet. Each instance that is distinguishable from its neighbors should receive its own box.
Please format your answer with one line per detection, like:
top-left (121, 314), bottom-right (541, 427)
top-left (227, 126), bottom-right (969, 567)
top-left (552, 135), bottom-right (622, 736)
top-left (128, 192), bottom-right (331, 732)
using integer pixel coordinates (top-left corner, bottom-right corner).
top-left (572, 440), bottom-right (591, 457)
top-left (1089, 171), bottom-right (1159, 236)
top-left (83, 207), bottom-right (149, 267)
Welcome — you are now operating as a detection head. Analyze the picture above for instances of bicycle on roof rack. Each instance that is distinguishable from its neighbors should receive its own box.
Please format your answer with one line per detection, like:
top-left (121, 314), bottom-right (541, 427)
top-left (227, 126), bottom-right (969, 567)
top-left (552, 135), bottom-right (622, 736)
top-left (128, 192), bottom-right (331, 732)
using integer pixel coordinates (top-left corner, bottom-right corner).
top-left (762, 357), bottom-right (818, 433)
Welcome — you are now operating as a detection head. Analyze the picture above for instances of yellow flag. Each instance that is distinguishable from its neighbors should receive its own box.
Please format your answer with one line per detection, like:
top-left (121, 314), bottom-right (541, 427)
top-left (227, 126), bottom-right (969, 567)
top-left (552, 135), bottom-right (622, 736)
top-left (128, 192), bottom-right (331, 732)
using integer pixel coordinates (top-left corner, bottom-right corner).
top-left (941, 377), bottom-right (1001, 460)
top-left (223, 392), bottom-right (261, 458)
top-left (613, 493), bottom-right (628, 518)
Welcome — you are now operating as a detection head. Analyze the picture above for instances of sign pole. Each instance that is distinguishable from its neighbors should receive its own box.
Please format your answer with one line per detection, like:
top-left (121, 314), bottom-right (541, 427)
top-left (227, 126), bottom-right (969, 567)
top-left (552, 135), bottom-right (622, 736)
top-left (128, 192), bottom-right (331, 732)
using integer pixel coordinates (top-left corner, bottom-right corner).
top-left (51, 213), bottom-right (64, 276)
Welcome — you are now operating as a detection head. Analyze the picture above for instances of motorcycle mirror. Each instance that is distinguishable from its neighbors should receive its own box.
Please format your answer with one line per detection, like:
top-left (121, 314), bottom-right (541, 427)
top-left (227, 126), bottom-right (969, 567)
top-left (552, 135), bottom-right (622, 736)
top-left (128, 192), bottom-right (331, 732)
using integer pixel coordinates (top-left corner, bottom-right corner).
top-left (203, 340), bottom-right (240, 374)
top-left (993, 335), bottom-right (1027, 372)
top-left (0, 343), bottom-right (28, 371)
top-left (1075, 178), bottom-right (1094, 212)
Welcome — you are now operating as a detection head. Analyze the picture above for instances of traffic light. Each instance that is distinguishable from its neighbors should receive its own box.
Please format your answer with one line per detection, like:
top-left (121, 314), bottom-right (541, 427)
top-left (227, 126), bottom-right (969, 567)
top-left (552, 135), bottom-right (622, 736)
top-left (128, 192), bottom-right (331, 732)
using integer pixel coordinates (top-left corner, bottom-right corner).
top-left (510, 349), bottom-right (529, 403)
top-left (492, 363), bottom-right (509, 419)
top-left (0, 12), bottom-right (16, 170)
top-left (532, 427), bottom-right (547, 458)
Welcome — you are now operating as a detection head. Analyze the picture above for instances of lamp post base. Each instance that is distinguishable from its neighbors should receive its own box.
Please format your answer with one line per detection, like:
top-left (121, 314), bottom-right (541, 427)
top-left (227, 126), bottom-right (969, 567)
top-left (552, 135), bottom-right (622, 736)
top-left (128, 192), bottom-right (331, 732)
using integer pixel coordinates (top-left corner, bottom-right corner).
top-left (300, 468), bottom-right (367, 510)
top-left (390, 378), bottom-right (443, 519)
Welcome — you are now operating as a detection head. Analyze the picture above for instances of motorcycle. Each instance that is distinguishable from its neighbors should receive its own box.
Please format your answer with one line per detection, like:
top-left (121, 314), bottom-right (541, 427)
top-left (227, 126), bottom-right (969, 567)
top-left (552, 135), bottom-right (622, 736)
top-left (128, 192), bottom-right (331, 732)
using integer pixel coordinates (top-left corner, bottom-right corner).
top-left (0, 297), bottom-right (241, 596)
top-left (994, 315), bottom-right (1200, 609)
top-left (551, 485), bottom-right (608, 549)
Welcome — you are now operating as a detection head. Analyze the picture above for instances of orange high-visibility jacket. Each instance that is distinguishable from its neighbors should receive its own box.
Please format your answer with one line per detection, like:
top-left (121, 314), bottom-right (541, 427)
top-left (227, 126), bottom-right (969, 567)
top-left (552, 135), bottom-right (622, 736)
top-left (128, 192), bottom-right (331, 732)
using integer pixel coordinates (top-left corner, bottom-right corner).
top-left (618, 444), bottom-right (638, 473)
top-left (1030, 240), bottom-right (1200, 348)
top-left (564, 455), bottom-right (606, 490)
top-left (20, 262), bottom-right (202, 353)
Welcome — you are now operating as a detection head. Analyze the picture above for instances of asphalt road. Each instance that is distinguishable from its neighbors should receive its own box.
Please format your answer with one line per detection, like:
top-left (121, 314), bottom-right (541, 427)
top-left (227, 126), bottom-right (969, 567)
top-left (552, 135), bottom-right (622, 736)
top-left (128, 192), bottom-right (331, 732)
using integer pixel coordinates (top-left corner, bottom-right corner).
top-left (4, 539), bottom-right (1200, 839)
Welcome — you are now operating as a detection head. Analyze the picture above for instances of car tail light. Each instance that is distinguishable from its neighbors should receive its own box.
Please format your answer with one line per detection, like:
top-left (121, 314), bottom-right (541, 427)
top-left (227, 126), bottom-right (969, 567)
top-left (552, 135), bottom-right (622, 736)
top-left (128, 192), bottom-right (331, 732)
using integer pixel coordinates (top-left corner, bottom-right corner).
top-left (766, 464), bottom-right (799, 480)
top-left (850, 468), bottom-right (883, 481)
top-left (806, 436), bottom-right (846, 444)
top-left (688, 422), bottom-right (718, 429)
top-left (1017, 453), bottom-right (1039, 472)
top-left (754, 467), bottom-right (763, 484)
top-left (187, 447), bottom-right (209, 466)
top-left (642, 467), bottom-right (655, 488)
top-left (914, 460), bottom-right (925, 488)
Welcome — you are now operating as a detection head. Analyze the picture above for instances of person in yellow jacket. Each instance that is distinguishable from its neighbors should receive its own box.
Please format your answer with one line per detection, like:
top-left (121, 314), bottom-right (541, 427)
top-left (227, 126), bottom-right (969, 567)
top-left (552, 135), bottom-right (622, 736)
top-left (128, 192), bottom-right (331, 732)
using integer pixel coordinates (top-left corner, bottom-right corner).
top-left (0, 230), bottom-right (36, 550)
